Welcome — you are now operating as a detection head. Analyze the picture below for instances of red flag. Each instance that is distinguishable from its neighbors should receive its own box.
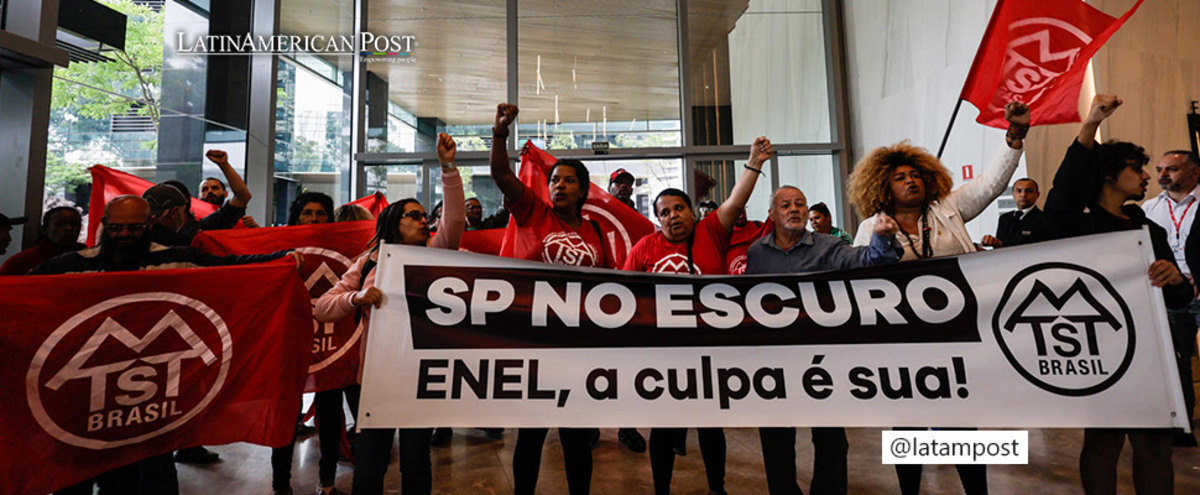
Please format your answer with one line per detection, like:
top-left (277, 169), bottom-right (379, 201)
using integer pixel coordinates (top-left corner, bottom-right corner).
top-left (192, 222), bottom-right (374, 392)
top-left (499, 142), bottom-right (657, 268)
top-left (0, 263), bottom-right (311, 493)
top-left (346, 191), bottom-right (389, 218)
top-left (960, 0), bottom-right (1144, 128)
top-left (460, 228), bottom-right (506, 256)
top-left (86, 165), bottom-right (223, 246)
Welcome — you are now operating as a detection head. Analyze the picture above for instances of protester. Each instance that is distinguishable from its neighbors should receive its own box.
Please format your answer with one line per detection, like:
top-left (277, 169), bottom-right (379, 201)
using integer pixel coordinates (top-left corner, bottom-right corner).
top-left (271, 190), bottom-right (348, 495)
top-left (848, 100), bottom-right (1030, 494)
top-left (1, 206), bottom-right (83, 275)
top-left (748, 185), bottom-right (902, 495)
top-left (335, 204), bottom-right (374, 222)
top-left (1044, 94), bottom-right (1192, 495)
top-left (316, 132), bottom-right (464, 495)
top-left (1141, 150), bottom-right (1200, 447)
top-left (609, 168), bottom-right (636, 210)
top-left (697, 200), bottom-right (718, 219)
top-left (981, 178), bottom-right (1048, 248)
top-left (490, 102), bottom-right (613, 495)
top-left (807, 202), bottom-right (853, 245)
top-left (36, 195), bottom-right (299, 495)
top-left (624, 136), bottom-right (774, 495)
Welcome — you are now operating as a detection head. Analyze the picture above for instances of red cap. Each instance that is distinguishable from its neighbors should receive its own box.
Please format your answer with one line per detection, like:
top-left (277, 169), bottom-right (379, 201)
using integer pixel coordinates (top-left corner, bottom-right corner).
top-left (609, 168), bottom-right (634, 183)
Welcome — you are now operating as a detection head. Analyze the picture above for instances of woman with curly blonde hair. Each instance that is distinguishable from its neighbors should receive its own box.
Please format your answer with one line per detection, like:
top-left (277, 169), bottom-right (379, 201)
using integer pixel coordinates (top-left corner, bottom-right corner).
top-left (850, 102), bottom-right (1030, 263)
top-left (848, 102), bottom-right (1029, 495)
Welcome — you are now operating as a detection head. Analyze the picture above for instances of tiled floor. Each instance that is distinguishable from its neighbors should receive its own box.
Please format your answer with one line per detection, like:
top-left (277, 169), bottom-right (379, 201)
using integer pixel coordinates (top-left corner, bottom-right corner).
top-left (181, 424), bottom-right (1200, 494)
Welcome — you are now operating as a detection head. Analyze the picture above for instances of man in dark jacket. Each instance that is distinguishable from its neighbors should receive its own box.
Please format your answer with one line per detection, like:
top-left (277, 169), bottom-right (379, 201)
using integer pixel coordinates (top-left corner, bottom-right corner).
top-left (1043, 94), bottom-right (1190, 495)
top-left (982, 178), bottom-right (1048, 248)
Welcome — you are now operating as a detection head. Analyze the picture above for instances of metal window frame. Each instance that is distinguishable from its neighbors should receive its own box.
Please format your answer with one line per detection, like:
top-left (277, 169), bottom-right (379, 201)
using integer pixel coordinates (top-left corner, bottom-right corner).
top-left (348, 0), bottom-right (853, 226)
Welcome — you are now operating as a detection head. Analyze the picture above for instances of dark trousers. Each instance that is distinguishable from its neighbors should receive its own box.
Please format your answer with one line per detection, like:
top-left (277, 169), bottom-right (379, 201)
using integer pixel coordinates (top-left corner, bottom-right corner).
top-left (1080, 428), bottom-right (1173, 494)
top-left (351, 428), bottom-right (433, 495)
top-left (893, 428), bottom-right (986, 495)
top-left (758, 427), bottom-right (848, 495)
top-left (1166, 302), bottom-right (1198, 429)
top-left (513, 427), bottom-right (596, 495)
top-left (272, 386), bottom-right (361, 490)
top-left (55, 453), bottom-right (178, 495)
top-left (648, 428), bottom-right (726, 494)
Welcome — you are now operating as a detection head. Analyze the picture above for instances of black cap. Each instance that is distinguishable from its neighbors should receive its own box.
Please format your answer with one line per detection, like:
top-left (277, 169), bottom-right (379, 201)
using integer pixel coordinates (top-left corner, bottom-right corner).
top-left (142, 184), bottom-right (189, 212)
top-left (0, 212), bottom-right (30, 227)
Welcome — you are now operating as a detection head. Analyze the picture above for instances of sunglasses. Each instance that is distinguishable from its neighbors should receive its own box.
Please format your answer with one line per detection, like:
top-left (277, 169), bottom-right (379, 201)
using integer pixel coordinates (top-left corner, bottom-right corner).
top-left (104, 222), bottom-right (148, 234)
top-left (402, 210), bottom-right (429, 222)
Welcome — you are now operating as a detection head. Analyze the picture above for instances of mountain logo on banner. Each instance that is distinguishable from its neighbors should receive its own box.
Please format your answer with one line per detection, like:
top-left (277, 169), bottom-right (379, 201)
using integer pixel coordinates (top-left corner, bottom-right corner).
top-left (727, 254), bottom-right (747, 275)
top-left (992, 263), bottom-right (1134, 396)
top-left (295, 247), bottom-right (363, 373)
top-left (26, 293), bottom-right (233, 449)
top-left (990, 18), bottom-right (1092, 115)
top-left (652, 253), bottom-right (700, 275)
top-left (541, 231), bottom-right (600, 267)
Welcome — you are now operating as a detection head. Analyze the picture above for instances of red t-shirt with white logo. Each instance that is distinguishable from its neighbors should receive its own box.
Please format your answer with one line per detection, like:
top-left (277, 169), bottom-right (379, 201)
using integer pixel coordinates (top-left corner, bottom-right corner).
top-left (508, 189), bottom-right (613, 268)
top-left (726, 220), bottom-right (774, 275)
top-left (623, 214), bottom-right (731, 274)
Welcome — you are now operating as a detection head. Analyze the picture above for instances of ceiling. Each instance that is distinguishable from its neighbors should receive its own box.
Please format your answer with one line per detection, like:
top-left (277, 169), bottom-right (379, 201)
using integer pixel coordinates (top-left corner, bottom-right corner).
top-left (279, 0), bottom-right (749, 126)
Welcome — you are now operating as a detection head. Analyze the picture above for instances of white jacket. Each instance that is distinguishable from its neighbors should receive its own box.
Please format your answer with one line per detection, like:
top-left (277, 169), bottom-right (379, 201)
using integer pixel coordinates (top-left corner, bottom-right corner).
top-left (854, 146), bottom-right (1023, 255)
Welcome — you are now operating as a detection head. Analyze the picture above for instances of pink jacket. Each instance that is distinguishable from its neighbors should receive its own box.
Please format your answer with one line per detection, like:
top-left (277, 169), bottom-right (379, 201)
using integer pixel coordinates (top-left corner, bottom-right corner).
top-left (314, 168), bottom-right (464, 378)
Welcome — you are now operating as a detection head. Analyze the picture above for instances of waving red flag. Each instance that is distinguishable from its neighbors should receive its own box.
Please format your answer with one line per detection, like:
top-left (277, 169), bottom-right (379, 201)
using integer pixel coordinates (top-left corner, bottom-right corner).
top-left (86, 165), bottom-right (222, 246)
top-left (499, 142), bottom-right (656, 268)
top-left (0, 263), bottom-right (311, 493)
top-left (192, 221), bottom-right (375, 392)
top-left (346, 191), bottom-right (389, 218)
top-left (960, 0), bottom-right (1144, 128)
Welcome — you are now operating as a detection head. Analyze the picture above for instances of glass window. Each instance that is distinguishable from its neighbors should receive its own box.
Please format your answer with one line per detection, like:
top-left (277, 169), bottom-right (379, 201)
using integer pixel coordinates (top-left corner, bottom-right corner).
top-left (689, 0), bottom-right (830, 145)
top-left (775, 154), bottom-right (843, 229)
top-left (695, 159), bottom-right (773, 224)
top-left (365, 163), bottom-right (423, 204)
top-left (517, 1), bottom-right (681, 150)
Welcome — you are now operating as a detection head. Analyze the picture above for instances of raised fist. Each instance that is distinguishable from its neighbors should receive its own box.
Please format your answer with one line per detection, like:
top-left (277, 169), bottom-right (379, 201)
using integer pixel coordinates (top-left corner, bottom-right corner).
top-left (1086, 94), bottom-right (1122, 125)
top-left (205, 149), bottom-right (229, 164)
top-left (494, 103), bottom-right (519, 136)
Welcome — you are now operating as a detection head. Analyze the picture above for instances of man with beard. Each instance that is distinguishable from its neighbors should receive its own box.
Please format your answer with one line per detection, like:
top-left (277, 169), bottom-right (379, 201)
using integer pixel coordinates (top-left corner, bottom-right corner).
top-left (747, 186), bottom-right (901, 495)
top-left (1140, 149), bottom-right (1200, 446)
top-left (1, 206), bottom-right (84, 275)
top-left (609, 168), bottom-right (636, 210)
top-left (34, 195), bottom-right (300, 495)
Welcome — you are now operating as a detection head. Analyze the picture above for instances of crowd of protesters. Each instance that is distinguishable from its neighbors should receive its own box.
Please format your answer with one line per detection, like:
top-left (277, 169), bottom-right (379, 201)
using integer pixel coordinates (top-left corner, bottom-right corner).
top-left (3, 95), bottom-right (1198, 495)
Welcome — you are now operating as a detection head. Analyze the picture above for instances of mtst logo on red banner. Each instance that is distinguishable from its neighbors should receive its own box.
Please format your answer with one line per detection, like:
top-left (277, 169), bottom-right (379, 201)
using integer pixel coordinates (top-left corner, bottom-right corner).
top-left (0, 264), bottom-right (311, 494)
top-left (192, 221), bottom-right (374, 391)
top-left (29, 293), bottom-right (232, 448)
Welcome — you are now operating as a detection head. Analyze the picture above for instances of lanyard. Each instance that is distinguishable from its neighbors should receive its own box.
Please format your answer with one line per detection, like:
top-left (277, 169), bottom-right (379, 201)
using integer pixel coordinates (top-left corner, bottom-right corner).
top-left (900, 212), bottom-right (932, 259)
top-left (1168, 198), bottom-right (1196, 240)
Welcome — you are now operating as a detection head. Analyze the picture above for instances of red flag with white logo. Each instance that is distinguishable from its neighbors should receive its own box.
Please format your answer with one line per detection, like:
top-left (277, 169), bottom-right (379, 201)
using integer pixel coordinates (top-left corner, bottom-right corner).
top-left (0, 263), bottom-right (311, 493)
top-left (460, 228), bottom-right (506, 255)
top-left (959, 0), bottom-right (1144, 128)
top-left (87, 165), bottom-right (222, 246)
top-left (192, 221), bottom-right (375, 392)
top-left (346, 191), bottom-right (390, 218)
top-left (499, 142), bottom-right (656, 268)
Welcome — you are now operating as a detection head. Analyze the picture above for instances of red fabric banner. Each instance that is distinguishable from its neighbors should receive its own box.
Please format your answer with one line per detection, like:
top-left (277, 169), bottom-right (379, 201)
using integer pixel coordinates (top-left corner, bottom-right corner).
top-left (500, 142), bottom-right (656, 268)
top-left (460, 228), bottom-right (506, 256)
top-left (959, 0), bottom-right (1144, 128)
top-left (0, 263), bottom-right (311, 493)
top-left (346, 191), bottom-right (389, 218)
top-left (87, 165), bottom-right (220, 246)
top-left (192, 221), bottom-right (375, 392)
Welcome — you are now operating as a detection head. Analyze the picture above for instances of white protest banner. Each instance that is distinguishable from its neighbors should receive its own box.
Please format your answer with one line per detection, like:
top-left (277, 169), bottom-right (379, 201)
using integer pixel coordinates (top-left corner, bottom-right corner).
top-left (357, 229), bottom-right (1186, 429)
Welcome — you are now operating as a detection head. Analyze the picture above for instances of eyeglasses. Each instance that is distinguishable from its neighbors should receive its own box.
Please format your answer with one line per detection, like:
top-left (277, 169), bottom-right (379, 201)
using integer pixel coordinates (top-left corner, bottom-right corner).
top-left (465, 205), bottom-right (483, 211)
top-left (104, 222), bottom-right (148, 234)
top-left (402, 210), bottom-right (429, 222)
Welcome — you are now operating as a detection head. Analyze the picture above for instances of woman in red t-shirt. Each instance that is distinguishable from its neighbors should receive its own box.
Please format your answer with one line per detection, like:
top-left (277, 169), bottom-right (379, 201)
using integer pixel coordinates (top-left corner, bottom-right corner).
top-left (490, 103), bottom-right (613, 495)
top-left (624, 137), bottom-right (773, 495)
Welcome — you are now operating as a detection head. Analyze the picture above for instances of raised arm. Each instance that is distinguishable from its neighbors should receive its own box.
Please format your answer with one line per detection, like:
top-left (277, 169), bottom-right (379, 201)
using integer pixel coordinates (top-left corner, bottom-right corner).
top-left (490, 103), bottom-right (525, 203)
top-left (716, 137), bottom-right (774, 233)
top-left (205, 150), bottom-right (252, 208)
top-left (1077, 94), bottom-right (1122, 150)
top-left (943, 102), bottom-right (1029, 222)
top-left (432, 133), bottom-right (465, 250)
